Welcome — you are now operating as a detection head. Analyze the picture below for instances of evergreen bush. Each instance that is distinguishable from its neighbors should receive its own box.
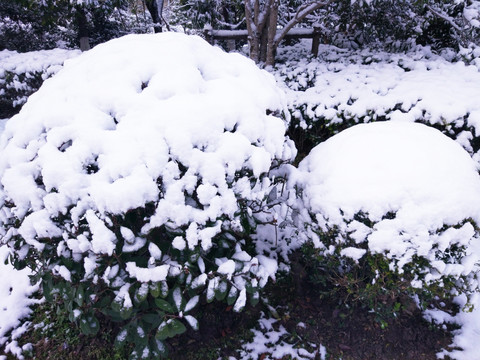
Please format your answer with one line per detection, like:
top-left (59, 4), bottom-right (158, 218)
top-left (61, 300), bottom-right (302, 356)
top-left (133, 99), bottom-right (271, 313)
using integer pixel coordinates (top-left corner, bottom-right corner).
top-left (293, 121), bottom-right (480, 321)
top-left (0, 33), bottom-right (295, 358)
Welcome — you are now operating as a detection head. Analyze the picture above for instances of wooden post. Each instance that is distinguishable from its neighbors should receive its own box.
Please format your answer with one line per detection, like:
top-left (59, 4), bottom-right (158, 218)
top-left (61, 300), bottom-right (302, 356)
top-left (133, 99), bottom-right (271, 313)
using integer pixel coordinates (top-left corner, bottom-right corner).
top-left (80, 37), bottom-right (90, 51)
top-left (204, 25), bottom-right (213, 45)
top-left (311, 24), bottom-right (321, 57)
top-left (226, 39), bottom-right (236, 52)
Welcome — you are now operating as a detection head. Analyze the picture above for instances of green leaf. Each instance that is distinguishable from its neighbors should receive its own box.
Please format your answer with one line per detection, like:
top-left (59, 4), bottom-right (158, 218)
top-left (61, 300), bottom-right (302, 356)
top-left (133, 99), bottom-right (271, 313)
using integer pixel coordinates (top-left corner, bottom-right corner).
top-left (42, 274), bottom-right (54, 302)
top-left (120, 306), bottom-right (133, 320)
top-left (206, 278), bottom-right (216, 303)
top-left (250, 290), bottom-right (260, 307)
top-left (87, 314), bottom-right (100, 335)
top-left (227, 286), bottom-right (238, 306)
top-left (170, 319), bottom-right (187, 336)
top-left (134, 283), bottom-right (149, 305)
top-left (155, 320), bottom-right (171, 341)
top-left (177, 272), bottom-right (186, 284)
top-left (111, 298), bottom-right (123, 313)
top-left (155, 298), bottom-right (175, 313)
top-left (184, 315), bottom-right (199, 331)
top-left (184, 295), bottom-right (199, 313)
top-left (114, 328), bottom-right (129, 350)
top-left (79, 318), bottom-right (91, 335)
top-left (155, 319), bottom-right (187, 341)
top-left (215, 280), bottom-right (228, 301)
top-left (65, 299), bottom-right (73, 313)
top-left (142, 313), bottom-right (163, 327)
top-left (150, 282), bottom-right (161, 298)
top-left (160, 281), bottom-right (169, 298)
top-left (128, 349), bottom-right (140, 360)
top-left (133, 324), bottom-right (148, 347)
top-left (79, 314), bottom-right (99, 336)
top-left (172, 286), bottom-right (184, 312)
top-left (94, 294), bottom-right (111, 309)
top-left (150, 337), bottom-right (168, 358)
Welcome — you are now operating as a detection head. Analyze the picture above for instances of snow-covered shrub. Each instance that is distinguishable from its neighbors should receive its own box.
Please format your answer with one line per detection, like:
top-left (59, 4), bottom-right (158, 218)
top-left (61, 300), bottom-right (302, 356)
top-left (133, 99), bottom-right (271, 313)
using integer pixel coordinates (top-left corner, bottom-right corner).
top-left (0, 33), bottom-right (295, 358)
top-left (0, 49), bottom-right (81, 118)
top-left (273, 45), bottom-right (480, 159)
top-left (295, 121), bottom-right (480, 319)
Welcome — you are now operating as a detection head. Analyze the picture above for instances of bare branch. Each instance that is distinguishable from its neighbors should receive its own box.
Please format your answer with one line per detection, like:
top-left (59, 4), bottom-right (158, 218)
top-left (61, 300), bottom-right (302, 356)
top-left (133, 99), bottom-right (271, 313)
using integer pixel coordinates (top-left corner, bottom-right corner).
top-left (426, 4), bottom-right (463, 32)
top-left (274, 0), bottom-right (331, 48)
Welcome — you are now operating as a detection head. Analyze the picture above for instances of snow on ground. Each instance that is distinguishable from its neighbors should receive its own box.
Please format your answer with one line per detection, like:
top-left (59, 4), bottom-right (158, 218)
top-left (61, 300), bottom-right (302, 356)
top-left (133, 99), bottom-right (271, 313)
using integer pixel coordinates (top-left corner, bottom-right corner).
top-left (237, 311), bottom-right (325, 360)
top-left (0, 246), bottom-right (39, 358)
top-left (0, 119), bottom-right (7, 134)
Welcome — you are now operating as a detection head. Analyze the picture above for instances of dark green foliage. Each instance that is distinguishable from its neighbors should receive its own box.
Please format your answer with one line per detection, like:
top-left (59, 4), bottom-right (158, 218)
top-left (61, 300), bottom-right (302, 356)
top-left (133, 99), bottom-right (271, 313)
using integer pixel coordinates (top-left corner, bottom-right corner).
top-left (298, 213), bottom-right (479, 326)
top-left (0, 0), bottom-right (142, 52)
top-left (0, 70), bottom-right (44, 118)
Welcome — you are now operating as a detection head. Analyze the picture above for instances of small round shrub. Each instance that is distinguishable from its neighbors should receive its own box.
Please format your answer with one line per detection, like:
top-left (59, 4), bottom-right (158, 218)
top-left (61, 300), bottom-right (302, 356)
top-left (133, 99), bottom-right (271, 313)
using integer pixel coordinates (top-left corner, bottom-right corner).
top-left (0, 33), bottom-right (296, 358)
top-left (294, 121), bottom-right (480, 319)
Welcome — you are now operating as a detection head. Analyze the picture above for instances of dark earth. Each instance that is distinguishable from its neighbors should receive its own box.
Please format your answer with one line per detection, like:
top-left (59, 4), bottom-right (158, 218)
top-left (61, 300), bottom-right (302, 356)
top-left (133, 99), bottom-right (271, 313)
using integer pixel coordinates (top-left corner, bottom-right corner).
top-left (1, 264), bottom-right (455, 360)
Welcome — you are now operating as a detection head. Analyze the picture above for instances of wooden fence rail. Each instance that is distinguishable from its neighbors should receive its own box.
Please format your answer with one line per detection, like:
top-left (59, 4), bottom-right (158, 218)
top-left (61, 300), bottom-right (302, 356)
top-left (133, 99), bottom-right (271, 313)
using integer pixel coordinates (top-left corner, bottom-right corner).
top-left (203, 25), bottom-right (322, 56)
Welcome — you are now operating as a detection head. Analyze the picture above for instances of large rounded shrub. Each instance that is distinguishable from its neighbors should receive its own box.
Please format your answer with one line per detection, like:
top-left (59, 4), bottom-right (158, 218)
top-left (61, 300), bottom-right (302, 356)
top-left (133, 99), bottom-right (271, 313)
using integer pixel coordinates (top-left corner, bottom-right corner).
top-left (295, 121), bottom-right (480, 318)
top-left (0, 33), bottom-right (296, 358)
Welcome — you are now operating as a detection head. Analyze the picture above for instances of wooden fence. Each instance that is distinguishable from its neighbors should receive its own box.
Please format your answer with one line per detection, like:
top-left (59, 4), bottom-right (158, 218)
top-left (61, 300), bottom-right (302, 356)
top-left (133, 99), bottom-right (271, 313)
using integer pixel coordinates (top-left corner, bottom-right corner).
top-left (203, 25), bottom-right (322, 56)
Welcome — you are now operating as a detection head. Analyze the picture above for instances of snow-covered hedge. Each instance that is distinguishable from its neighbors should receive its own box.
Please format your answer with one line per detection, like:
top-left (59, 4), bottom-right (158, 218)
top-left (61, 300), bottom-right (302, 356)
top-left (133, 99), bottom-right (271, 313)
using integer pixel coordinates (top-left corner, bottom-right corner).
top-left (0, 33), bottom-right (295, 358)
top-left (295, 121), bottom-right (480, 317)
top-left (0, 49), bottom-right (80, 118)
top-left (274, 45), bottom-right (480, 159)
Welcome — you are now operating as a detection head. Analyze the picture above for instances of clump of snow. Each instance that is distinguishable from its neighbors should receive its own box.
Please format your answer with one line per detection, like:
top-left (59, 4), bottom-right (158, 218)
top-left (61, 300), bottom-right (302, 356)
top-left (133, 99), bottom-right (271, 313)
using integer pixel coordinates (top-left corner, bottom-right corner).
top-left (0, 246), bottom-right (39, 349)
top-left (296, 121), bottom-right (480, 287)
top-left (425, 234), bottom-right (480, 360)
top-left (237, 311), bottom-right (322, 359)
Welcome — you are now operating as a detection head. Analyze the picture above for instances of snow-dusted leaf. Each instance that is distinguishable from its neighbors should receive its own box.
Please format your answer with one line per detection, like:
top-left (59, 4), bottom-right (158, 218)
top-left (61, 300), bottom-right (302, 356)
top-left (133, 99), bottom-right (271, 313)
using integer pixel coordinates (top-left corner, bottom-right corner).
top-left (134, 283), bottom-right (149, 305)
top-left (172, 286), bottom-right (184, 312)
top-left (250, 290), bottom-right (260, 306)
top-left (155, 320), bottom-right (170, 341)
top-left (150, 337), bottom-right (168, 358)
top-left (215, 280), bottom-right (229, 301)
top-left (184, 295), bottom-right (199, 313)
top-left (184, 315), bottom-right (199, 331)
top-left (114, 328), bottom-right (128, 349)
top-left (233, 288), bottom-right (247, 312)
top-left (227, 286), bottom-right (238, 306)
top-left (206, 278), bottom-right (217, 303)
top-left (190, 273), bottom-right (207, 290)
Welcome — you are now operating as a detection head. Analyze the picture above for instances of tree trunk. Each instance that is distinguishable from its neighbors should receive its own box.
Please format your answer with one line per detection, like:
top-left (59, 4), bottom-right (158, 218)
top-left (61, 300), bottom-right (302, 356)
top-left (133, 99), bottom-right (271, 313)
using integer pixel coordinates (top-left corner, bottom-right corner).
top-left (75, 5), bottom-right (90, 51)
top-left (245, 0), bottom-right (260, 62)
top-left (265, 0), bottom-right (278, 66)
top-left (245, 0), bottom-right (331, 66)
top-left (146, 0), bottom-right (163, 33)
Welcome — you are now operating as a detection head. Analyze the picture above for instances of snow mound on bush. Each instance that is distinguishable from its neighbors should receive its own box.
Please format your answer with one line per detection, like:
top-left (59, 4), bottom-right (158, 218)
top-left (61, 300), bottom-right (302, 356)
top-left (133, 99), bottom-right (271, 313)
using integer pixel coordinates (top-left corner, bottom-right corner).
top-left (0, 32), bottom-right (292, 248)
top-left (298, 121), bottom-right (480, 274)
